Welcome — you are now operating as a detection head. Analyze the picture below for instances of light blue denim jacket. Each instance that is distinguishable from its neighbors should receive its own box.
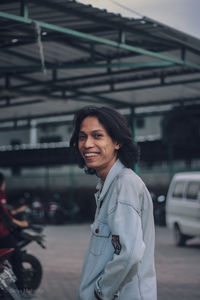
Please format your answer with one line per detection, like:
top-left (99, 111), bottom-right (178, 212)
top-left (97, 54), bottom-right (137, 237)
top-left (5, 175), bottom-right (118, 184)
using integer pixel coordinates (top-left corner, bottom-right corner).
top-left (78, 160), bottom-right (157, 300)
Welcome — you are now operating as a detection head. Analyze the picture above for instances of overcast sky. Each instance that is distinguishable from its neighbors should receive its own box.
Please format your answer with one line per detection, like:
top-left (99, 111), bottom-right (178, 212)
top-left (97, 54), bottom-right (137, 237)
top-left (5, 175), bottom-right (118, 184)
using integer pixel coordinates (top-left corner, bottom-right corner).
top-left (78, 0), bottom-right (200, 39)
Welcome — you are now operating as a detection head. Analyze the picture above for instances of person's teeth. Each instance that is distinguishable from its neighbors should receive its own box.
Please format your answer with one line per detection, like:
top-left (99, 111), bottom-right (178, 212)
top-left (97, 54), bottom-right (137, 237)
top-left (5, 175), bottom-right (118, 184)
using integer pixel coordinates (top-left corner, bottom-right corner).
top-left (85, 153), bottom-right (97, 157)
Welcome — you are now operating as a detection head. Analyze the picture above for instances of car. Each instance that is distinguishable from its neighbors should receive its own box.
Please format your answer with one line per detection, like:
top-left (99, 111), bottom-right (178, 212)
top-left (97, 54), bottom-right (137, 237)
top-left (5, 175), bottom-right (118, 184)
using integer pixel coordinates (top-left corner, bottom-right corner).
top-left (166, 172), bottom-right (200, 246)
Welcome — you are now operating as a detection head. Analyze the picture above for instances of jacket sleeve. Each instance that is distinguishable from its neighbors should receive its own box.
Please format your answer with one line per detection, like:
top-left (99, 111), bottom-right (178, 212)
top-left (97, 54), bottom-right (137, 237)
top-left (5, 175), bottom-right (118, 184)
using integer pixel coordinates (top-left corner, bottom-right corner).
top-left (94, 176), bottom-right (146, 300)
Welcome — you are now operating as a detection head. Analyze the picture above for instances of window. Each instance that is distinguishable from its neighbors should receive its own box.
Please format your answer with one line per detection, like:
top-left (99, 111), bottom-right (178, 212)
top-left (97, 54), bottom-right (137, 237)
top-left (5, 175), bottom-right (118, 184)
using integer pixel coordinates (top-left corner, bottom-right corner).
top-left (10, 139), bottom-right (21, 146)
top-left (39, 136), bottom-right (62, 143)
top-left (172, 181), bottom-right (185, 198)
top-left (186, 182), bottom-right (200, 201)
top-left (136, 118), bottom-right (145, 129)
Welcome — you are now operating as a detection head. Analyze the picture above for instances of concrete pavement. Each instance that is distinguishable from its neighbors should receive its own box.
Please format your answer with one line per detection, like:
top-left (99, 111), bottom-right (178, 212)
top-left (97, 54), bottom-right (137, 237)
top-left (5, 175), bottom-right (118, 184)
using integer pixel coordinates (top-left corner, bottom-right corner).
top-left (26, 224), bottom-right (200, 300)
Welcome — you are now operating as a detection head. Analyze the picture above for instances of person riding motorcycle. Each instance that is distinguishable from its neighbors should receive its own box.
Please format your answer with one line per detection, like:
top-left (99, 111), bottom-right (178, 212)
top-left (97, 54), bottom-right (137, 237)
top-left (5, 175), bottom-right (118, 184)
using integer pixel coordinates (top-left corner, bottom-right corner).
top-left (0, 172), bottom-right (29, 290)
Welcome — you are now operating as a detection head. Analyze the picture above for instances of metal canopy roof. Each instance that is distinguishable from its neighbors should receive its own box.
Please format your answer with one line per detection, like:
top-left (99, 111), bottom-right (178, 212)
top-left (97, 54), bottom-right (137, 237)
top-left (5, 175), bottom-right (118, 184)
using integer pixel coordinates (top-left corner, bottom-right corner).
top-left (1, 0), bottom-right (200, 123)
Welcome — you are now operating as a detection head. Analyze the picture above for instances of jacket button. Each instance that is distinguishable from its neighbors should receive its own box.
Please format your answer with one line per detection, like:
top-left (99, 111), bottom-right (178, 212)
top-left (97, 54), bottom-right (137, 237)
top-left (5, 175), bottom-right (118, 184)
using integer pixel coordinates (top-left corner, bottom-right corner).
top-left (95, 228), bottom-right (99, 234)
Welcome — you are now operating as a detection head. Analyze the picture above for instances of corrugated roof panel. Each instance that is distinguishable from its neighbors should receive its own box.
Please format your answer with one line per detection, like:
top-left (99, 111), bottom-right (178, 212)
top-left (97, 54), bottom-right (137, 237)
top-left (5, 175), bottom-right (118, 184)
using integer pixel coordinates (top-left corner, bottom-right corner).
top-left (0, 0), bottom-right (200, 121)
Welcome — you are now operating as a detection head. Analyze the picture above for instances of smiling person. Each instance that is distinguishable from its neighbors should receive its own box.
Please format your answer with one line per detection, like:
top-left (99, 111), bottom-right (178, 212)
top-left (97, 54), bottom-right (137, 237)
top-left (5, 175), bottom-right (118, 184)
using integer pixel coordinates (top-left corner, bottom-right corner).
top-left (70, 106), bottom-right (157, 300)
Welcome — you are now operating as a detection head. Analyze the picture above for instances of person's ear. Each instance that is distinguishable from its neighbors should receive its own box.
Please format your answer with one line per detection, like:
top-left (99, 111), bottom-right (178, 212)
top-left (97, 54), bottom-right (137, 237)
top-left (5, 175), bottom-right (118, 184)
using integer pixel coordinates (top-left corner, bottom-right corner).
top-left (115, 143), bottom-right (121, 150)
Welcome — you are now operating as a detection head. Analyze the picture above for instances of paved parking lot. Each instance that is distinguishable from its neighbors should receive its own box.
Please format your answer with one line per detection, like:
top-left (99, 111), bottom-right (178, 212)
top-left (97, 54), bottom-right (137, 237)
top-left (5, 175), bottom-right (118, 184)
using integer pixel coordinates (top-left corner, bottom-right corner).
top-left (27, 224), bottom-right (200, 300)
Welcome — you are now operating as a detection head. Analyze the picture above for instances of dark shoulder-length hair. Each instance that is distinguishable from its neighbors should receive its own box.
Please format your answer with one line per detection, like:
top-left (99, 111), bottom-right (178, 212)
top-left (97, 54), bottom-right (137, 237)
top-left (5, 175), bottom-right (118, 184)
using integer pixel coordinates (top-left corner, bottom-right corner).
top-left (70, 106), bottom-right (139, 174)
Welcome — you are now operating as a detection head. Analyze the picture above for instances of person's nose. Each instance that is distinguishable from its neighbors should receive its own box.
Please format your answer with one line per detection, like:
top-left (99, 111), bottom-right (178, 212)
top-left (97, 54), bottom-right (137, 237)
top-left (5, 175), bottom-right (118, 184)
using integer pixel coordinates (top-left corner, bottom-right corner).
top-left (84, 136), bottom-right (94, 148)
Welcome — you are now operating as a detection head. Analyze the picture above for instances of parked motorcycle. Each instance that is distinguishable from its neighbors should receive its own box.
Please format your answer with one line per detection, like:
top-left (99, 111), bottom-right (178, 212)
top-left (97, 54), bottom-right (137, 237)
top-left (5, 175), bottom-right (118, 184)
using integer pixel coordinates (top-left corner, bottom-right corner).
top-left (0, 248), bottom-right (21, 300)
top-left (30, 200), bottom-right (46, 224)
top-left (47, 201), bottom-right (68, 224)
top-left (12, 224), bottom-right (45, 293)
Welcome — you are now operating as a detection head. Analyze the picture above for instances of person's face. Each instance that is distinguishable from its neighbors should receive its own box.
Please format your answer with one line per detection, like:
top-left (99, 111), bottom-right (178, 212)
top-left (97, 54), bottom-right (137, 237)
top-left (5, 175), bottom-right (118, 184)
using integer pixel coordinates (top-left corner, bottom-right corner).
top-left (78, 116), bottom-right (120, 180)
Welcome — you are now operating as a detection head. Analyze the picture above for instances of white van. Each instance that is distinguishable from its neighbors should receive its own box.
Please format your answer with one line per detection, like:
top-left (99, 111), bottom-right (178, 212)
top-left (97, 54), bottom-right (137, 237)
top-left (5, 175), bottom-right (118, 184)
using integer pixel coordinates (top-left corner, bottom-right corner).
top-left (166, 172), bottom-right (200, 246)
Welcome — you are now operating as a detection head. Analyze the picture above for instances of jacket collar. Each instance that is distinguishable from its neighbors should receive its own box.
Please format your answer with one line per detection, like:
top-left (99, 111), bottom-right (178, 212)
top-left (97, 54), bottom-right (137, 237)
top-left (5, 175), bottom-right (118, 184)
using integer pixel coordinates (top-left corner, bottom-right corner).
top-left (95, 159), bottom-right (125, 202)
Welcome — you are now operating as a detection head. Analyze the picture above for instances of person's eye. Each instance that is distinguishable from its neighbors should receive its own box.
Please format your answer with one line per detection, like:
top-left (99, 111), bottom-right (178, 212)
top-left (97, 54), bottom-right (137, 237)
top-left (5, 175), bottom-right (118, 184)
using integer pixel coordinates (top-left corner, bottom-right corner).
top-left (94, 133), bottom-right (103, 138)
top-left (78, 135), bottom-right (86, 141)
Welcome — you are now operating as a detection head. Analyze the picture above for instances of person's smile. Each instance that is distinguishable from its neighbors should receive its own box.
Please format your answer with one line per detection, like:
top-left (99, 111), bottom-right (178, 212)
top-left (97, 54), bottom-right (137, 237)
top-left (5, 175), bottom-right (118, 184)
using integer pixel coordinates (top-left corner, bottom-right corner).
top-left (84, 151), bottom-right (100, 161)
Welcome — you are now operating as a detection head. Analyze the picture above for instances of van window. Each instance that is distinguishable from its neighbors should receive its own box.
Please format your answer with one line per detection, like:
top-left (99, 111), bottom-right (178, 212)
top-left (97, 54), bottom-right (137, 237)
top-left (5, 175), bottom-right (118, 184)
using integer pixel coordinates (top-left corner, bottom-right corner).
top-left (186, 182), bottom-right (200, 200)
top-left (172, 181), bottom-right (185, 198)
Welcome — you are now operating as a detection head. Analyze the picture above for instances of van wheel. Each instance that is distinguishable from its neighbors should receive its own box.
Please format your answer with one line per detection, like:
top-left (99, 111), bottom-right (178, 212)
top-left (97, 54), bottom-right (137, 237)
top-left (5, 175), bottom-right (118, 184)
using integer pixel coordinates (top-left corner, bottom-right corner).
top-left (174, 225), bottom-right (187, 247)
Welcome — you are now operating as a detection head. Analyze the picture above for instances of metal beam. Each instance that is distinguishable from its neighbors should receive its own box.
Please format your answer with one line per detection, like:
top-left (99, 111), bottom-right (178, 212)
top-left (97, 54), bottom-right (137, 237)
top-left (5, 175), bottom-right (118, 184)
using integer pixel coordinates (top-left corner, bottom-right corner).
top-left (132, 96), bottom-right (200, 108)
top-left (17, 65), bottom-right (199, 88)
top-left (20, 0), bottom-right (29, 19)
top-left (1, 61), bottom-right (177, 92)
top-left (1, 74), bottom-right (200, 109)
top-left (0, 99), bottom-right (43, 108)
top-left (0, 85), bottom-right (126, 108)
top-left (1, 11), bottom-right (200, 71)
top-left (0, 61), bottom-right (175, 74)
top-left (20, 76), bottom-right (200, 101)
top-left (1, 69), bottom-right (200, 107)
top-left (89, 77), bottom-right (200, 95)
top-left (70, 92), bottom-right (126, 108)
top-left (3, 73), bottom-right (200, 111)
top-left (48, 69), bottom-right (200, 92)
